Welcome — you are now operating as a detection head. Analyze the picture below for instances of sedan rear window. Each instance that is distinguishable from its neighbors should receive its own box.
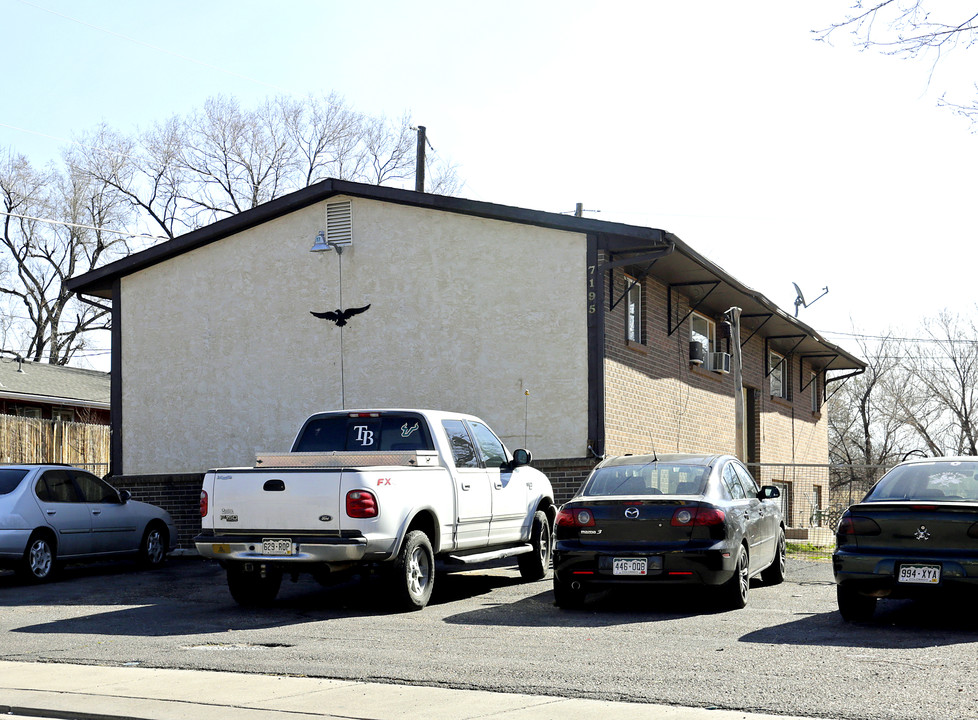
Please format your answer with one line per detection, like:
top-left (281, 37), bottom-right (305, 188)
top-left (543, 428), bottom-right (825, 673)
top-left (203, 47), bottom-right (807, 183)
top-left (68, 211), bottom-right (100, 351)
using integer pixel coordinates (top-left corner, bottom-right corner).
top-left (866, 461), bottom-right (978, 502)
top-left (0, 468), bottom-right (29, 495)
top-left (582, 463), bottom-right (708, 497)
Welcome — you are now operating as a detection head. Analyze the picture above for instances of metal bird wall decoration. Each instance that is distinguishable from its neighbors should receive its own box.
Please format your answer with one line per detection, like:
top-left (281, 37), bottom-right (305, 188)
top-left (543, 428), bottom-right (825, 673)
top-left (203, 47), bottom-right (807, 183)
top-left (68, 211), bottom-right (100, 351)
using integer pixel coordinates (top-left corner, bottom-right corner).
top-left (310, 304), bottom-right (371, 327)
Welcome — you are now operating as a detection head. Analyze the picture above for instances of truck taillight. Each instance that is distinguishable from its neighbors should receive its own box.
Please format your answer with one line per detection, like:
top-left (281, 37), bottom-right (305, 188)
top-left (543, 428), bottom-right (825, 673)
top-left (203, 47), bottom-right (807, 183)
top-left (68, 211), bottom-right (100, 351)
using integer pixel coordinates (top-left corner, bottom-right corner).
top-left (347, 490), bottom-right (378, 518)
top-left (200, 490), bottom-right (208, 517)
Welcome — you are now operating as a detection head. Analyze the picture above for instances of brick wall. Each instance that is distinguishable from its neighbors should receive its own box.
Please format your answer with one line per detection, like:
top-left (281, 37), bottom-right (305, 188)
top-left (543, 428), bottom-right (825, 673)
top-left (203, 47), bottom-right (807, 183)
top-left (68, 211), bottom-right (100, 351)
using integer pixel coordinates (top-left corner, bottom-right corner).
top-left (113, 473), bottom-right (204, 550)
top-left (601, 267), bottom-right (829, 470)
top-left (535, 457), bottom-right (598, 505)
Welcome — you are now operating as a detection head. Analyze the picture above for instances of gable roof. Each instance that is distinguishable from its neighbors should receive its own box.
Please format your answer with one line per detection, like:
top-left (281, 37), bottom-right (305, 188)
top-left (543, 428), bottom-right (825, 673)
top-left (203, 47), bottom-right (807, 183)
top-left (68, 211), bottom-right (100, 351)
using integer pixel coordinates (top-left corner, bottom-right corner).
top-left (0, 358), bottom-right (110, 409)
top-left (66, 178), bottom-right (865, 373)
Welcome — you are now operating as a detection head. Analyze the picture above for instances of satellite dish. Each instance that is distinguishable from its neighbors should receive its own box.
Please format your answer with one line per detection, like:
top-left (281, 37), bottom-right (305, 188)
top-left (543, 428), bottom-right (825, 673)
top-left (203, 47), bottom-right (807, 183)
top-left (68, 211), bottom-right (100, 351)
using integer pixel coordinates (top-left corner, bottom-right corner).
top-left (792, 282), bottom-right (806, 317)
top-left (791, 282), bottom-right (828, 317)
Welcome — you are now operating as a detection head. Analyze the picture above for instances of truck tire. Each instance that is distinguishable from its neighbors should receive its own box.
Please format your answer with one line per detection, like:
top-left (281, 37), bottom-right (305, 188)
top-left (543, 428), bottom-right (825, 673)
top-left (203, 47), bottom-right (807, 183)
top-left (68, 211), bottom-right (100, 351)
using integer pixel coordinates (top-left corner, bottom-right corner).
top-left (392, 530), bottom-right (434, 610)
top-left (227, 565), bottom-right (282, 607)
top-left (518, 510), bottom-right (552, 581)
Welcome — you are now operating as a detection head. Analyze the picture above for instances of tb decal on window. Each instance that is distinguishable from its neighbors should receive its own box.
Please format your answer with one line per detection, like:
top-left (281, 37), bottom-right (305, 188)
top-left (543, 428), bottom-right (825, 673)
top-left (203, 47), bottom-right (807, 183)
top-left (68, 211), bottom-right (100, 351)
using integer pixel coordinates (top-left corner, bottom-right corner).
top-left (354, 425), bottom-right (376, 447)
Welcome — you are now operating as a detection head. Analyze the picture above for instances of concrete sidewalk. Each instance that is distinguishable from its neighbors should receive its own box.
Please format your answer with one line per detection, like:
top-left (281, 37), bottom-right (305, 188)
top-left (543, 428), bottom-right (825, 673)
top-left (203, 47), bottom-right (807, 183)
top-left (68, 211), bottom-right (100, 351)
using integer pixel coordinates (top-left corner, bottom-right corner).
top-left (0, 660), bottom-right (830, 720)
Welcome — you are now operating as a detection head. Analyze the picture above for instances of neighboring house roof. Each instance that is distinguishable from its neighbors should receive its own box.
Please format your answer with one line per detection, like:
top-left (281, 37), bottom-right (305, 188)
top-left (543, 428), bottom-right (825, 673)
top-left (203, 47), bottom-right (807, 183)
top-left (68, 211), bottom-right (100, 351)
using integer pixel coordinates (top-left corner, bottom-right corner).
top-left (65, 178), bottom-right (865, 372)
top-left (0, 358), bottom-right (110, 409)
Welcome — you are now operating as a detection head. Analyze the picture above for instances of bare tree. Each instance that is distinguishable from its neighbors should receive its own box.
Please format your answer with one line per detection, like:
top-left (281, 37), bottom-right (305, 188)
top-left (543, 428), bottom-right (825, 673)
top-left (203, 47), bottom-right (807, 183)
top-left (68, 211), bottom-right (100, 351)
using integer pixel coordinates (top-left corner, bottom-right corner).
top-left (5, 93), bottom-right (464, 362)
top-left (828, 333), bottom-right (912, 498)
top-left (66, 120), bottom-right (188, 241)
top-left (816, 2), bottom-right (978, 124)
top-left (0, 151), bottom-right (135, 364)
top-left (893, 311), bottom-right (978, 455)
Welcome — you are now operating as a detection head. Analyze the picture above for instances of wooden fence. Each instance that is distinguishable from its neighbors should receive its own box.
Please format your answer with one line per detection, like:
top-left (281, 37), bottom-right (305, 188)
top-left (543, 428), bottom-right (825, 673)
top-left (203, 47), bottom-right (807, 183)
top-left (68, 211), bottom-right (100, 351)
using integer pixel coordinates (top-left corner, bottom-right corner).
top-left (0, 415), bottom-right (110, 474)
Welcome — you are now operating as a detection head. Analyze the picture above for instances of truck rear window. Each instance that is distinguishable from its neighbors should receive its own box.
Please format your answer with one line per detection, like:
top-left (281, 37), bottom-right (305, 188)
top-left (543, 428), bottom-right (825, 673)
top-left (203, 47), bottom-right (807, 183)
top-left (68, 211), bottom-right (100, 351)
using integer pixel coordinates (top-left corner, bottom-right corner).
top-left (292, 414), bottom-right (435, 453)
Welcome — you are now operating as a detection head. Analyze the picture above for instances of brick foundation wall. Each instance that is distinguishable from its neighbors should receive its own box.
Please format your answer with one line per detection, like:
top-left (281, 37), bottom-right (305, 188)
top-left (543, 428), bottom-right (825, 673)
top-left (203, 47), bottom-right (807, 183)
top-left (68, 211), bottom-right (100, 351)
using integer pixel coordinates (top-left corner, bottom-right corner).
top-left (535, 457), bottom-right (598, 505)
top-left (112, 473), bottom-right (204, 550)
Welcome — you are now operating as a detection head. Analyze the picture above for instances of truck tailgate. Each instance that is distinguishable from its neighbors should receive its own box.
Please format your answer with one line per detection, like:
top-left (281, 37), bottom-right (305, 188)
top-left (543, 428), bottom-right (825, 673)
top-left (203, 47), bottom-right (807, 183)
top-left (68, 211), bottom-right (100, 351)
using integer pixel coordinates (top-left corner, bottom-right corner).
top-left (210, 470), bottom-right (342, 532)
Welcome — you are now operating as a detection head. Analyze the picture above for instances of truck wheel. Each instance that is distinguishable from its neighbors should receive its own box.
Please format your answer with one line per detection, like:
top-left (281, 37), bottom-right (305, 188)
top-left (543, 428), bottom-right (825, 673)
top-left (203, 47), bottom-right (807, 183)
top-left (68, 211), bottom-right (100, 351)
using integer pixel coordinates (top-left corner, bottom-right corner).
top-left (227, 565), bottom-right (282, 607)
top-left (553, 577), bottom-right (586, 609)
top-left (393, 530), bottom-right (434, 610)
top-left (518, 510), bottom-right (552, 581)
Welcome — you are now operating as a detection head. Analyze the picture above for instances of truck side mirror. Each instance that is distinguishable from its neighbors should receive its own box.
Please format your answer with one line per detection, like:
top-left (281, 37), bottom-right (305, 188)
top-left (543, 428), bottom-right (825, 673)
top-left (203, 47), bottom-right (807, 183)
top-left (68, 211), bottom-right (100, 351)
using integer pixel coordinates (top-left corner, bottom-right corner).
top-left (512, 448), bottom-right (532, 467)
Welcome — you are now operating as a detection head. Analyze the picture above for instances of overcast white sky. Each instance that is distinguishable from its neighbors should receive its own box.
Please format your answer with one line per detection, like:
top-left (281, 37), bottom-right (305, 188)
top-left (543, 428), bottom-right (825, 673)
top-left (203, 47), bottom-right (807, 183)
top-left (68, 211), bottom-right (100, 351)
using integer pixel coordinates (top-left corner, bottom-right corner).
top-left (4, 0), bottom-right (977, 369)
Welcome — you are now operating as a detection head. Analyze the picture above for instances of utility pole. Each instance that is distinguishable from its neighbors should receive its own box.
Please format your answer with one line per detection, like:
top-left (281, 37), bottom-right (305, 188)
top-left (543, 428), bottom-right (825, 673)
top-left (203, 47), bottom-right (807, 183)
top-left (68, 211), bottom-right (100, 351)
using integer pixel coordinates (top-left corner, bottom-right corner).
top-left (726, 306), bottom-right (746, 461)
top-left (415, 125), bottom-right (426, 193)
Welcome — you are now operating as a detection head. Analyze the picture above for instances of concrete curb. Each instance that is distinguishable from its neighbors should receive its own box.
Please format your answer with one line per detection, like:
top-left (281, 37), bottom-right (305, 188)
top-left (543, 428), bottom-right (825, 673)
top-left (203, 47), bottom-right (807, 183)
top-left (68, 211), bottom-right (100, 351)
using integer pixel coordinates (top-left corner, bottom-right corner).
top-left (0, 660), bottom-right (833, 720)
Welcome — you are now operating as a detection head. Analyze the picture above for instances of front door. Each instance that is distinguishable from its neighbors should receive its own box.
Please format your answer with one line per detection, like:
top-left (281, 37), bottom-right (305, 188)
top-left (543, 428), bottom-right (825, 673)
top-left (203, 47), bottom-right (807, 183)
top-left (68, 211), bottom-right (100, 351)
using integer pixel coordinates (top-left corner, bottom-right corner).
top-left (72, 471), bottom-right (139, 554)
top-left (32, 469), bottom-right (92, 557)
top-left (469, 421), bottom-right (526, 545)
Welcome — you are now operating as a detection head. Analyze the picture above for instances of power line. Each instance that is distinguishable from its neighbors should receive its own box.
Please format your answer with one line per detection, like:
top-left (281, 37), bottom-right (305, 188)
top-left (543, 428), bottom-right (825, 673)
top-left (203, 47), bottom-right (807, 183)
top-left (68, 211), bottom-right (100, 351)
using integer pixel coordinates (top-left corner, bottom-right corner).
top-left (0, 210), bottom-right (167, 241)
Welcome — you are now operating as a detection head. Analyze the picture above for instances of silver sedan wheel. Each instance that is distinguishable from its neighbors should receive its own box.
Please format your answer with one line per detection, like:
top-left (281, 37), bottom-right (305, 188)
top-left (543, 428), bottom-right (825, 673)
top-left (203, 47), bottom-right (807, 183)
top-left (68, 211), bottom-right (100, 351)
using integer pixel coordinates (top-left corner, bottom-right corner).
top-left (27, 537), bottom-right (54, 579)
top-left (142, 527), bottom-right (166, 565)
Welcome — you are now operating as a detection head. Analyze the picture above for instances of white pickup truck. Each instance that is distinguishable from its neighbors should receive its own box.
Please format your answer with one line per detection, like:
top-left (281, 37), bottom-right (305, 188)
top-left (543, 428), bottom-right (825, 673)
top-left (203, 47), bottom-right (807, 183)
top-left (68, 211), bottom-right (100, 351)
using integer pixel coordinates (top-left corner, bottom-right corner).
top-left (195, 409), bottom-right (555, 610)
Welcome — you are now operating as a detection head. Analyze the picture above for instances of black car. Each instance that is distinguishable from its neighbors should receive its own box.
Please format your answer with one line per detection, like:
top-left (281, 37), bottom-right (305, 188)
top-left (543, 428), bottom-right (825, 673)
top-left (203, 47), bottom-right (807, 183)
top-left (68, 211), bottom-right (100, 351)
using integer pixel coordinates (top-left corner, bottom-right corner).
top-left (833, 456), bottom-right (978, 621)
top-left (552, 453), bottom-right (785, 610)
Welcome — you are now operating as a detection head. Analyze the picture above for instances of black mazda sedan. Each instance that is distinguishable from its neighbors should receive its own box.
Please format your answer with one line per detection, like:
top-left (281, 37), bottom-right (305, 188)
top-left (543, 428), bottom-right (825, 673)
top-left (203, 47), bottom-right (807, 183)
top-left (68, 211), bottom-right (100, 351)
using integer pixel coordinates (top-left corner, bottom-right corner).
top-left (552, 453), bottom-right (785, 610)
top-left (833, 457), bottom-right (978, 621)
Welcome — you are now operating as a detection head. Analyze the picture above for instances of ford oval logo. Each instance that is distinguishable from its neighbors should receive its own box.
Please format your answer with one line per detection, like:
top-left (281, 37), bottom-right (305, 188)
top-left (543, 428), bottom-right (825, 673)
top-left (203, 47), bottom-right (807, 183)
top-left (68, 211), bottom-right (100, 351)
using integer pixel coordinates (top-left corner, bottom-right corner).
top-left (624, 507), bottom-right (640, 519)
top-left (319, 515), bottom-right (333, 522)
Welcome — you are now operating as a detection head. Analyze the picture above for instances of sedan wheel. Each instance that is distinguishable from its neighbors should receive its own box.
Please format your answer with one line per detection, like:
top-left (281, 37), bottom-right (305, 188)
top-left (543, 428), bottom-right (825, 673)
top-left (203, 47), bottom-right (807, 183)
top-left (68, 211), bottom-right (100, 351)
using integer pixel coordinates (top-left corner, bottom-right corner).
top-left (837, 585), bottom-right (877, 622)
top-left (761, 529), bottom-right (786, 585)
top-left (139, 524), bottom-right (168, 567)
top-left (719, 547), bottom-right (749, 610)
top-left (21, 533), bottom-right (57, 582)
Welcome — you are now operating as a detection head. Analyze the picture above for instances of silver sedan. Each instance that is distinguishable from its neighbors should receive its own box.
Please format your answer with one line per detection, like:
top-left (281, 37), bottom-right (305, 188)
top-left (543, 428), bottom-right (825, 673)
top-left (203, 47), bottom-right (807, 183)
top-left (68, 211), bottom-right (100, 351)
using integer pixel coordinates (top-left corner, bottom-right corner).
top-left (0, 464), bottom-right (177, 581)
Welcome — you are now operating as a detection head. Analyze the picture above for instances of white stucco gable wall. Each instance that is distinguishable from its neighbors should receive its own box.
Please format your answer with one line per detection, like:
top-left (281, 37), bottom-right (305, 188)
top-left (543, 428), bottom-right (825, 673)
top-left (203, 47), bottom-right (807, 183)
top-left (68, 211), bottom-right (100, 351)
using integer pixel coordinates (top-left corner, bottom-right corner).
top-left (120, 196), bottom-right (588, 475)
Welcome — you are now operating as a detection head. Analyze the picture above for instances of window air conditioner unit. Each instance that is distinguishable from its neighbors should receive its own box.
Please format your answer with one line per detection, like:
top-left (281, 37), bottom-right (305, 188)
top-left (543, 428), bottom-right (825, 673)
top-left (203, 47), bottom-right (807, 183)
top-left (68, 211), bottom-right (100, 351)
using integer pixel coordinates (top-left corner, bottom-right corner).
top-left (710, 352), bottom-right (731, 374)
top-left (689, 341), bottom-right (706, 366)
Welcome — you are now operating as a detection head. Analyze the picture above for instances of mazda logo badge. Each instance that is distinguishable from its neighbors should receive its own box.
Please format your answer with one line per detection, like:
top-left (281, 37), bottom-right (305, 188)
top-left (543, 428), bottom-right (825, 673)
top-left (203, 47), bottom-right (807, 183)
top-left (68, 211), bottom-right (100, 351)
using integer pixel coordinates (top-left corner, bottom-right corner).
top-left (624, 507), bottom-right (639, 519)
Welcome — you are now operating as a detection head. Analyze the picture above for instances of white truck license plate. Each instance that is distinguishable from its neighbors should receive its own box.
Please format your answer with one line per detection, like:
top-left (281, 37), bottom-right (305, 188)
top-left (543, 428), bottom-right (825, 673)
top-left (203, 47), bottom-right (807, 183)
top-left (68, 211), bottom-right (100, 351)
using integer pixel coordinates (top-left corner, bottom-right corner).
top-left (898, 564), bottom-right (940, 584)
top-left (613, 558), bottom-right (647, 576)
top-left (262, 538), bottom-right (293, 555)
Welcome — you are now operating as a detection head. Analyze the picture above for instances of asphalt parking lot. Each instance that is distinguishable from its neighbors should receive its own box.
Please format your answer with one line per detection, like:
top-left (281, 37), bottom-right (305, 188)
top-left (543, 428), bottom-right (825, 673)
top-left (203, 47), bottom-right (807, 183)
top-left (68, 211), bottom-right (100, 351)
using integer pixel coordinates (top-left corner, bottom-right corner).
top-left (1, 555), bottom-right (977, 720)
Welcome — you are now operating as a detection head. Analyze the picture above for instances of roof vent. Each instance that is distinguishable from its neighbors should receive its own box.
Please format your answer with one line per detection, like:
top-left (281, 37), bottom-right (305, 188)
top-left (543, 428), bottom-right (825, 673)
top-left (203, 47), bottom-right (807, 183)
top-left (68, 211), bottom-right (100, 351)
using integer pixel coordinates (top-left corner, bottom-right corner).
top-left (325, 200), bottom-right (353, 249)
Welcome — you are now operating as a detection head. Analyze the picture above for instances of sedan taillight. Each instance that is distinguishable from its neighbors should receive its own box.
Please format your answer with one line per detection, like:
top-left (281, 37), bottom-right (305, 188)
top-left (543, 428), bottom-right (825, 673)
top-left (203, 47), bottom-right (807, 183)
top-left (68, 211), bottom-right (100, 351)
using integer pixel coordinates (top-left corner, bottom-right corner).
top-left (346, 490), bottom-right (378, 518)
top-left (837, 515), bottom-right (881, 536)
top-left (200, 490), bottom-right (208, 518)
top-left (671, 506), bottom-right (725, 527)
top-left (555, 507), bottom-right (595, 527)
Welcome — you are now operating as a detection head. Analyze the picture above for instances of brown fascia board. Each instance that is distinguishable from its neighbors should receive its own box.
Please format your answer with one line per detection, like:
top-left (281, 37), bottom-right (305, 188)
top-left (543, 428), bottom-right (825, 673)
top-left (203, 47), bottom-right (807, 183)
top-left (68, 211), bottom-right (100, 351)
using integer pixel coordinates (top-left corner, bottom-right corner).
top-left (649, 233), bottom-right (866, 371)
top-left (65, 178), bottom-right (663, 298)
top-left (63, 177), bottom-right (864, 371)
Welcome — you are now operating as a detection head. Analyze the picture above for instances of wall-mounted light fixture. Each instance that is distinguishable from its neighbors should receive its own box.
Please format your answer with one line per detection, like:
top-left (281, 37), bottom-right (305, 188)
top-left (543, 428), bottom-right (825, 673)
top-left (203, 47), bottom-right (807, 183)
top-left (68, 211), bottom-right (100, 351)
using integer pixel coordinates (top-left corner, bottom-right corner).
top-left (310, 230), bottom-right (331, 253)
